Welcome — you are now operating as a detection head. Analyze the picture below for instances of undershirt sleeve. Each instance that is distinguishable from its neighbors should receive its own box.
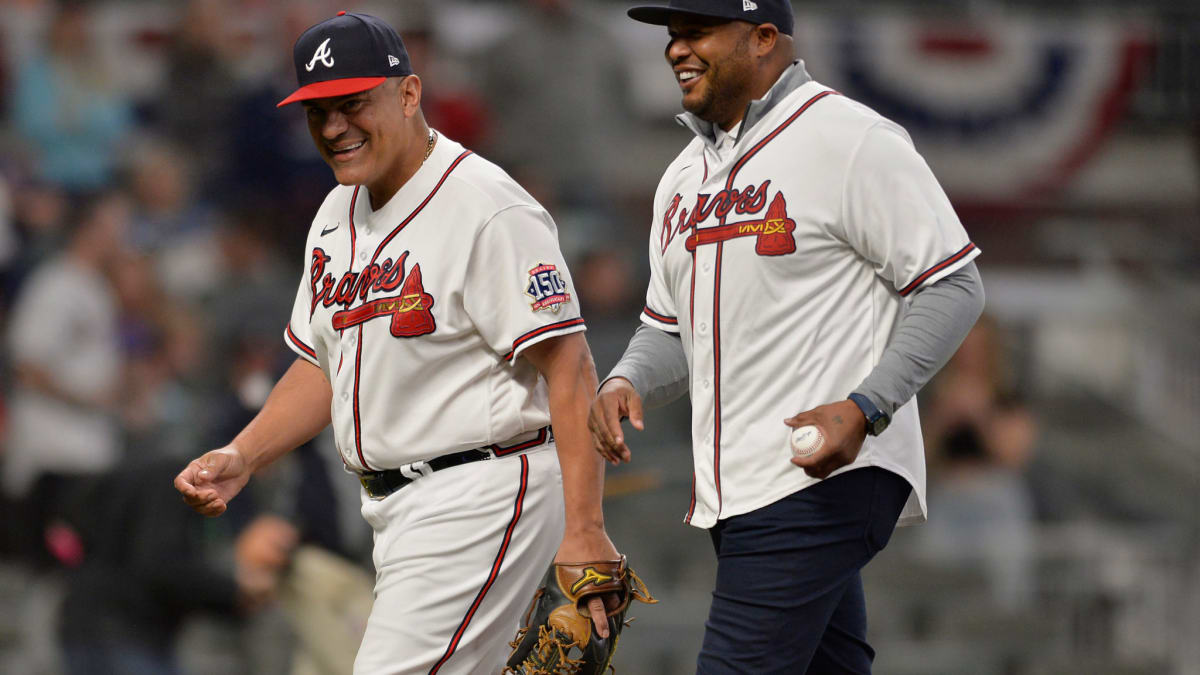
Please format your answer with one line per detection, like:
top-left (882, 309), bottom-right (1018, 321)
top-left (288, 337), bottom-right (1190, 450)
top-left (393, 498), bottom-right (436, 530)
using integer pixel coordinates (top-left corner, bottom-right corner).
top-left (603, 324), bottom-right (690, 410)
top-left (606, 263), bottom-right (983, 418)
top-left (852, 261), bottom-right (985, 416)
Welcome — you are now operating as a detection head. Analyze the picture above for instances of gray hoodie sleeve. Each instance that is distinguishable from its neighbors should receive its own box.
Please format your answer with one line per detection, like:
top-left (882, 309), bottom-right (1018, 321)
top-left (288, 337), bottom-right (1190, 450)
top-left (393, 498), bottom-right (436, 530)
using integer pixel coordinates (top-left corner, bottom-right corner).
top-left (605, 261), bottom-right (984, 415)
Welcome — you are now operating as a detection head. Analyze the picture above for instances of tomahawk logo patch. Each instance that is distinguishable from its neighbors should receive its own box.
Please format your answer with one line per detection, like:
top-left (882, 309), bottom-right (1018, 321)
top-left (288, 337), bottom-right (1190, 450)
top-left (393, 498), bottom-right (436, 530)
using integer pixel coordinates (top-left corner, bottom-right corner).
top-left (525, 263), bottom-right (571, 312)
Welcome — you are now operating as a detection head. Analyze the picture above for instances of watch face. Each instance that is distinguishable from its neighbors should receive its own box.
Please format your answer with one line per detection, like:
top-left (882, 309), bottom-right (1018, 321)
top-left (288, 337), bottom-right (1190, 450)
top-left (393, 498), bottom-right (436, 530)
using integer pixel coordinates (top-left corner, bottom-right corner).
top-left (871, 417), bottom-right (889, 436)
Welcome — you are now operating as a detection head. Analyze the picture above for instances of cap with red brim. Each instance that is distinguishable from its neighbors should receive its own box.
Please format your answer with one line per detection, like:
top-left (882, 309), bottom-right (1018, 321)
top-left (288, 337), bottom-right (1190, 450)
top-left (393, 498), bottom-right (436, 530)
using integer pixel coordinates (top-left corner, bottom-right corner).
top-left (279, 12), bottom-right (414, 108)
top-left (277, 76), bottom-right (388, 108)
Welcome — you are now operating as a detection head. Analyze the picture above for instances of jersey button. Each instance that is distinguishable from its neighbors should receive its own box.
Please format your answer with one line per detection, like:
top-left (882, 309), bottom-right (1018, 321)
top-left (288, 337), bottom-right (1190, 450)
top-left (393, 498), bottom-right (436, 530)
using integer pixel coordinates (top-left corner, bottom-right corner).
top-left (702, 263), bottom-right (712, 273)
top-left (358, 251), bottom-right (368, 262)
top-left (698, 322), bottom-right (708, 334)
top-left (341, 392), bottom-right (350, 402)
top-left (702, 379), bottom-right (711, 390)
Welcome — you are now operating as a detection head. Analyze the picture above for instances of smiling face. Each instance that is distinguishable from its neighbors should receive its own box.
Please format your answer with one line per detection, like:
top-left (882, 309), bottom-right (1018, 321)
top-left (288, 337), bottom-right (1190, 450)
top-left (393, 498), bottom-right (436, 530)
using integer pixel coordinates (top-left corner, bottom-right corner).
top-left (665, 14), bottom-right (759, 130)
top-left (303, 77), bottom-right (425, 205)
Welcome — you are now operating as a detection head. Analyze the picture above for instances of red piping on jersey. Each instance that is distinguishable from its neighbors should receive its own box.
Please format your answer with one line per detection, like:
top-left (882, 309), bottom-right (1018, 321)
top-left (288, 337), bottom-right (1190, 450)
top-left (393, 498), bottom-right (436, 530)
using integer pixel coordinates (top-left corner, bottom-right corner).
top-left (351, 325), bottom-right (370, 470)
top-left (692, 89), bottom-right (837, 522)
top-left (726, 90), bottom-right (838, 190)
top-left (711, 241), bottom-right (724, 517)
top-left (348, 153), bottom-right (469, 472)
top-left (489, 425), bottom-right (551, 457)
top-left (898, 242), bottom-right (977, 297)
top-left (348, 186), bottom-right (359, 268)
top-left (369, 151), bottom-right (473, 266)
top-left (429, 455), bottom-right (529, 675)
top-left (346, 186), bottom-right (372, 470)
top-left (681, 246), bottom-right (700, 521)
top-left (504, 318), bottom-right (586, 362)
top-left (642, 306), bottom-right (678, 326)
top-left (285, 324), bottom-right (317, 361)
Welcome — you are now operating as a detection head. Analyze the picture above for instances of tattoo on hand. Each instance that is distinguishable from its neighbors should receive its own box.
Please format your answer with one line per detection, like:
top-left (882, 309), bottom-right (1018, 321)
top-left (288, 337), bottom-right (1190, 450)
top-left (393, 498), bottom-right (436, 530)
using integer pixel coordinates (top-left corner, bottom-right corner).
top-left (833, 415), bottom-right (843, 425)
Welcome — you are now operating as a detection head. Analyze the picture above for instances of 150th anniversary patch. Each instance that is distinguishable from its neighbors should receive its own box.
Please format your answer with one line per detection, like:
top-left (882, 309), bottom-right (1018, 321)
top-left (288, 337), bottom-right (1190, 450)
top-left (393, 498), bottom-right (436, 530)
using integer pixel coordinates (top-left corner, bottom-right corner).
top-left (525, 263), bottom-right (571, 312)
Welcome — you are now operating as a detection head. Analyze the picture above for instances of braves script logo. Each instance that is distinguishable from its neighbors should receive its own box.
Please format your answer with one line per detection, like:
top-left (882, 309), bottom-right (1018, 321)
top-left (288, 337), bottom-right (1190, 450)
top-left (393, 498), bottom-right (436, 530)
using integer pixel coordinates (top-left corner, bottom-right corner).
top-left (310, 248), bottom-right (436, 337)
top-left (570, 567), bottom-right (614, 595)
top-left (660, 180), bottom-right (796, 256)
top-left (526, 263), bottom-right (570, 312)
top-left (305, 37), bottom-right (335, 72)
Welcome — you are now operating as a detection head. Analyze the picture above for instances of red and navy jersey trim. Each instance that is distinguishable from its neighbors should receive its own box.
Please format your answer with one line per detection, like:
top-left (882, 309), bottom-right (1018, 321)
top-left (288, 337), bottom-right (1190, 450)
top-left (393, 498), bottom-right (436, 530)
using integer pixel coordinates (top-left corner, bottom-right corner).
top-left (488, 426), bottom-right (552, 457)
top-left (348, 186), bottom-right (359, 266)
top-left (285, 324), bottom-right (318, 363)
top-left (726, 90), bottom-right (839, 190)
top-left (711, 242), bottom-right (724, 518)
top-left (898, 242), bottom-right (977, 297)
top-left (369, 151), bottom-right (473, 266)
top-left (351, 325), bottom-right (371, 471)
top-left (504, 318), bottom-right (586, 362)
top-left (641, 306), bottom-right (678, 326)
top-left (685, 89), bottom-right (840, 523)
top-left (348, 153), bottom-right (471, 472)
top-left (429, 455), bottom-right (529, 675)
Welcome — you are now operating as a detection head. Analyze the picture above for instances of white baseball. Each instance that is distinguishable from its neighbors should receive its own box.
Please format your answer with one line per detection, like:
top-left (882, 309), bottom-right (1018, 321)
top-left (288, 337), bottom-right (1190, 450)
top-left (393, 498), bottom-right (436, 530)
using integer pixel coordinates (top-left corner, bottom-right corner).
top-left (789, 425), bottom-right (824, 458)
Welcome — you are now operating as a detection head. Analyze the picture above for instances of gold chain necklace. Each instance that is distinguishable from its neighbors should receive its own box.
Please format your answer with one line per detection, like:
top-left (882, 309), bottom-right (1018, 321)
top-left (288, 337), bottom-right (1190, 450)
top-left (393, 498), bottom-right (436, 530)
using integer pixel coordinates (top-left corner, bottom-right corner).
top-left (424, 130), bottom-right (437, 162)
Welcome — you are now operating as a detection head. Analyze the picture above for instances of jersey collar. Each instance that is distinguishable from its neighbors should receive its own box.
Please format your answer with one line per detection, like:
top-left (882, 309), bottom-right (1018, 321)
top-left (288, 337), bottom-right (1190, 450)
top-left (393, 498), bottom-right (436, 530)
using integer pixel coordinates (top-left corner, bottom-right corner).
top-left (675, 59), bottom-right (813, 149)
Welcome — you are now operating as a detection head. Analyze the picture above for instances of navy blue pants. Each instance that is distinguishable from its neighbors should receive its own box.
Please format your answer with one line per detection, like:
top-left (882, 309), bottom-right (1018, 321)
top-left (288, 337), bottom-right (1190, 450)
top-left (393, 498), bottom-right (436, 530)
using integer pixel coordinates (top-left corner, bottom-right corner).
top-left (697, 467), bottom-right (912, 674)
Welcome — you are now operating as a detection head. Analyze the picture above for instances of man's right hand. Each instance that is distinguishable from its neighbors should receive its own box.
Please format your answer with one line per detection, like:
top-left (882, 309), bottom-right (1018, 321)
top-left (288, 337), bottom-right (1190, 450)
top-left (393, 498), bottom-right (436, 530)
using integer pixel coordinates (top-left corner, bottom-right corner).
top-left (174, 446), bottom-right (252, 517)
top-left (588, 377), bottom-right (644, 464)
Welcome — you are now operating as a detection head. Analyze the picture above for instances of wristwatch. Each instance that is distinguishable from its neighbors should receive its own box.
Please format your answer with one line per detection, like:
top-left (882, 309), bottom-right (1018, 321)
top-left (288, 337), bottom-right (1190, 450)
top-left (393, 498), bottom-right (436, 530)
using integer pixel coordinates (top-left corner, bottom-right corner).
top-left (848, 393), bottom-right (890, 436)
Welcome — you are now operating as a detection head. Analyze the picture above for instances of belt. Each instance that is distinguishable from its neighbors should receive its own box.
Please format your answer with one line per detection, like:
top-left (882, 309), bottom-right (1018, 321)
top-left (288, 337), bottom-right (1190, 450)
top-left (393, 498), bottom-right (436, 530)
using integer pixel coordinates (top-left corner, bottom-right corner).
top-left (358, 426), bottom-right (553, 499)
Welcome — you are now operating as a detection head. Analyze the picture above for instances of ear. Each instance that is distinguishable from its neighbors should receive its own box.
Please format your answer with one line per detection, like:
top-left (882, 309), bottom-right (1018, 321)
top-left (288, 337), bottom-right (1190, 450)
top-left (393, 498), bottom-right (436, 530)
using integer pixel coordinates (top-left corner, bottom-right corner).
top-left (752, 23), bottom-right (780, 57)
top-left (400, 75), bottom-right (423, 118)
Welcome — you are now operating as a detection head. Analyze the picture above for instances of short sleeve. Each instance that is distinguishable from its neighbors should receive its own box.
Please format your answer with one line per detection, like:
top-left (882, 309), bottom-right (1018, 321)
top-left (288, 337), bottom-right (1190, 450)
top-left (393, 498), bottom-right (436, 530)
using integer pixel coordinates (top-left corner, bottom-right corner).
top-left (284, 253), bottom-right (320, 367)
top-left (841, 122), bottom-right (980, 297)
top-left (640, 207), bottom-right (680, 333)
top-left (463, 204), bottom-right (586, 364)
top-left (8, 272), bottom-right (64, 367)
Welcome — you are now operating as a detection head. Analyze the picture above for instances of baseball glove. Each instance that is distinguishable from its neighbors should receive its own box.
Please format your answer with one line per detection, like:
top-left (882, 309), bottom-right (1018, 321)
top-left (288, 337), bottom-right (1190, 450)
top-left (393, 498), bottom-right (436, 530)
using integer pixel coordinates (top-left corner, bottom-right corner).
top-left (505, 556), bottom-right (656, 675)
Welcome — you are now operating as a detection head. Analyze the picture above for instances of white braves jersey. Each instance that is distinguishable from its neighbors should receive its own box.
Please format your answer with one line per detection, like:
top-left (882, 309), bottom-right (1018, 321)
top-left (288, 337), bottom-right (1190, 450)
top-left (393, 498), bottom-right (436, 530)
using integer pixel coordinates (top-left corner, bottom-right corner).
top-left (285, 134), bottom-right (585, 472)
top-left (641, 79), bottom-right (979, 529)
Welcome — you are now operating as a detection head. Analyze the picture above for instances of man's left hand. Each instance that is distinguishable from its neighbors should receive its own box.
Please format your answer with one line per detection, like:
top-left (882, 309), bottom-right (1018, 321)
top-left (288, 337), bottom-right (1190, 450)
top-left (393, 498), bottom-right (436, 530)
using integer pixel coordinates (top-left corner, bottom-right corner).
top-left (785, 399), bottom-right (868, 479)
top-left (555, 527), bottom-right (622, 637)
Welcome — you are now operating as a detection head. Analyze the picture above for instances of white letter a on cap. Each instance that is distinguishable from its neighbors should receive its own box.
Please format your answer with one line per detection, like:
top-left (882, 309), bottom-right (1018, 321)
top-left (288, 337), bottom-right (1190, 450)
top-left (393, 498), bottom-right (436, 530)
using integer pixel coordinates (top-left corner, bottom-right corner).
top-left (305, 37), bottom-right (335, 72)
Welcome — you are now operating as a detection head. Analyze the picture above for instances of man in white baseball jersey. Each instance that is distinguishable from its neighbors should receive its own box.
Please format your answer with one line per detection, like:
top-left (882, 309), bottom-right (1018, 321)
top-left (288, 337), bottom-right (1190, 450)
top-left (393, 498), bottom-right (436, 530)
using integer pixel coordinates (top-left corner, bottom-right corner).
top-left (174, 12), bottom-right (620, 674)
top-left (591, 1), bottom-right (985, 672)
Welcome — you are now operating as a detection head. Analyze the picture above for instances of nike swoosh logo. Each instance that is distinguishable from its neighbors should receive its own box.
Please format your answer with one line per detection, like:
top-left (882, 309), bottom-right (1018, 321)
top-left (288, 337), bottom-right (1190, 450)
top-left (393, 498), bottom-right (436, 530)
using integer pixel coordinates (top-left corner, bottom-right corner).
top-left (320, 224), bottom-right (338, 237)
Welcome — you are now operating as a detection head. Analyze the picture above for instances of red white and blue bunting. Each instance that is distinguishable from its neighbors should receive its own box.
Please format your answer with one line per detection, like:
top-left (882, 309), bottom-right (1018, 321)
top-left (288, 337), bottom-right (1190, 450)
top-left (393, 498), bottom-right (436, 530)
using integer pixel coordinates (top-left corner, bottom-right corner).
top-left (796, 11), bottom-right (1152, 205)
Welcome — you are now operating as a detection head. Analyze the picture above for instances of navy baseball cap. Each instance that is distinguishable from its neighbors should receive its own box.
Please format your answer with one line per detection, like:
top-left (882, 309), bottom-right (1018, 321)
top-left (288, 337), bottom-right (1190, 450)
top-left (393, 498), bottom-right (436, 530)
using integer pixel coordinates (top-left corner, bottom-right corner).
top-left (277, 11), bottom-right (414, 108)
top-left (628, 0), bottom-right (795, 36)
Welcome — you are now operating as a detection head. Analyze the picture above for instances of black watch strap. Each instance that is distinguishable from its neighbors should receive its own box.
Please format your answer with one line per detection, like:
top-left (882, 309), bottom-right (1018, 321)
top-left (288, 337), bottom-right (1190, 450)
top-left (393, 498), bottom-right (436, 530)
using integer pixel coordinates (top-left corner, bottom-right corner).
top-left (848, 393), bottom-right (890, 436)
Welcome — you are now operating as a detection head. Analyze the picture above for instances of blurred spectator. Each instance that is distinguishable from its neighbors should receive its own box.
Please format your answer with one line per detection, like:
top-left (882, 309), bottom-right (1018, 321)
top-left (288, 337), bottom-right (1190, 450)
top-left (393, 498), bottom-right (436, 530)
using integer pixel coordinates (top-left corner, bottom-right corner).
top-left (57, 457), bottom-right (294, 675)
top-left (1, 179), bottom-right (72, 304)
top-left (477, 0), bottom-right (631, 208)
top-left (113, 256), bottom-right (212, 460)
top-left (10, 1), bottom-right (133, 193)
top-left (125, 137), bottom-right (219, 254)
top-left (226, 2), bottom-right (333, 252)
top-left (918, 314), bottom-right (1039, 610)
top-left (392, 0), bottom-right (491, 150)
top-left (2, 191), bottom-right (130, 565)
top-left (156, 0), bottom-right (238, 194)
top-left (0, 176), bottom-right (14, 276)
